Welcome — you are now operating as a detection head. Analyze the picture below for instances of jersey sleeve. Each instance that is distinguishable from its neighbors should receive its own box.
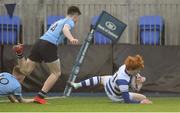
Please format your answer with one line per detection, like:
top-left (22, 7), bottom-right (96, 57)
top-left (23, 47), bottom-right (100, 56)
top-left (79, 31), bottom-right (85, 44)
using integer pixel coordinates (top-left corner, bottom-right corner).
top-left (13, 86), bottom-right (23, 103)
top-left (65, 19), bottom-right (75, 30)
top-left (116, 79), bottom-right (140, 104)
top-left (13, 86), bottom-right (22, 96)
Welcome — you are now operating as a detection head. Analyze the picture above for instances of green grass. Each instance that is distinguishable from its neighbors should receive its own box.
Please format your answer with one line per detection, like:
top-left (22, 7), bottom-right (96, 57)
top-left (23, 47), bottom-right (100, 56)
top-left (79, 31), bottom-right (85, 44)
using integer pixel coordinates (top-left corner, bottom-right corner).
top-left (0, 96), bottom-right (180, 112)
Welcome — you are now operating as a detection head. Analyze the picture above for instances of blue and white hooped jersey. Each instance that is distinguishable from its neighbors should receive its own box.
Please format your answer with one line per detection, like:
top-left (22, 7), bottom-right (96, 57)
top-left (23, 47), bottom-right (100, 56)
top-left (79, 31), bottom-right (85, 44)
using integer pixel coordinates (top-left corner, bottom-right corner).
top-left (105, 65), bottom-right (130, 96)
top-left (105, 65), bottom-right (140, 103)
top-left (0, 72), bottom-right (22, 96)
top-left (40, 17), bottom-right (75, 46)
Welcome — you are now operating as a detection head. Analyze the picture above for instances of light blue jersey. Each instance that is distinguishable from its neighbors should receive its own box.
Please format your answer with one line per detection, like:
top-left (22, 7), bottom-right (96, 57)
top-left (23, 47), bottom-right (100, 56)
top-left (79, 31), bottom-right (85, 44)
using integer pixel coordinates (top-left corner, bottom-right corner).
top-left (40, 17), bottom-right (75, 46)
top-left (0, 72), bottom-right (22, 96)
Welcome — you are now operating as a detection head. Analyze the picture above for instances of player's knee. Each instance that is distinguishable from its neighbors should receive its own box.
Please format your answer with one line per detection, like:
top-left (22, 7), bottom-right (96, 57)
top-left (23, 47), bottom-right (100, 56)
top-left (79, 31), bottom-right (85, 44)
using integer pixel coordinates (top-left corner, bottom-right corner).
top-left (20, 68), bottom-right (30, 76)
top-left (56, 71), bottom-right (61, 77)
top-left (51, 70), bottom-right (61, 77)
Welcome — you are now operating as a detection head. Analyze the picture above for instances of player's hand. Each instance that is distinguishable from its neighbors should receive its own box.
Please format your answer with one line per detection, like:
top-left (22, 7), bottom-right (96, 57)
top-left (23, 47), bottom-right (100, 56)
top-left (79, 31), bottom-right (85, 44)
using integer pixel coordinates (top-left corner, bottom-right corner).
top-left (136, 74), bottom-right (146, 83)
top-left (140, 98), bottom-right (152, 104)
top-left (70, 38), bottom-right (79, 44)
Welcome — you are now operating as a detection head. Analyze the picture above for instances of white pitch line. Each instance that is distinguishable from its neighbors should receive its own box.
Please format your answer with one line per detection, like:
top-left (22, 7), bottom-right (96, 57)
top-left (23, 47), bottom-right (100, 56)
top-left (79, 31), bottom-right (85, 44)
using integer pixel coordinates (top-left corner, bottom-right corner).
top-left (46, 96), bottom-right (66, 100)
top-left (0, 100), bottom-right (9, 102)
top-left (0, 96), bottom-right (65, 102)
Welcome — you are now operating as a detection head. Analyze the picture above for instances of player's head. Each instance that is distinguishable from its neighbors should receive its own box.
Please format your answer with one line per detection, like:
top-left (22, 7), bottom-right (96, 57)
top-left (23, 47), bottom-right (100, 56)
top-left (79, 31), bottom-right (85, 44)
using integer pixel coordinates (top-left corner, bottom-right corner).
top-left (124, 54), bottom-right (144, 76)
top-left (67, 6), bottom-right (81, 23)
top-left (12, 65), bottom-right (25, 84)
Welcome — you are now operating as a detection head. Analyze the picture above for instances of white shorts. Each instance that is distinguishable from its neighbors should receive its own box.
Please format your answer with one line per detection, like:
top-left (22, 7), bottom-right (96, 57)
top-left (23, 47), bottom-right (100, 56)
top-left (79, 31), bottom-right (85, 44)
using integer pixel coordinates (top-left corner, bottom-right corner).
top-left (102, 76), bottom-right (133, 103)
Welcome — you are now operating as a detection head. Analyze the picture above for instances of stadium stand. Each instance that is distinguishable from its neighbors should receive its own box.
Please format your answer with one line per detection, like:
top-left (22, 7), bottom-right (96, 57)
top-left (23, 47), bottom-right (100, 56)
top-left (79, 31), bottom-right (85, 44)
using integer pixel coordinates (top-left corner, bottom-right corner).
top-left (0, 15), bottom-right (20, 45)
top-left (138, 16), bottom-right (164, 45)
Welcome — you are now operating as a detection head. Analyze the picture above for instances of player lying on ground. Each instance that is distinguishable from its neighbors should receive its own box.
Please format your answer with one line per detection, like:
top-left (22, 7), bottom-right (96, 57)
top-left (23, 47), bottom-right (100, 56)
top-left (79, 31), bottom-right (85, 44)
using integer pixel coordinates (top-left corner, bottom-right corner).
top-left (12, 6), bottom-right (81, 104)
top-left (70, 54), bottom-right (152, 104)
top-left (0, 66), bottom-right (34, 103)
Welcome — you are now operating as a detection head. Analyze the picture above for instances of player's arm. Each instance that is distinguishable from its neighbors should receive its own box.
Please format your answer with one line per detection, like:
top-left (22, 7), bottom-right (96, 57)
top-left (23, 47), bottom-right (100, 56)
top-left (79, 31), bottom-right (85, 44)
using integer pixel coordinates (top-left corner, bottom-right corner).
top-left (8, 95), bottom-right (18, 103)
top-left (14, 95), bottom-right (34, 103)
top-left (116, 79), bottom-right (140, 104)
top-left (62, 24), bottom-right (78, 44)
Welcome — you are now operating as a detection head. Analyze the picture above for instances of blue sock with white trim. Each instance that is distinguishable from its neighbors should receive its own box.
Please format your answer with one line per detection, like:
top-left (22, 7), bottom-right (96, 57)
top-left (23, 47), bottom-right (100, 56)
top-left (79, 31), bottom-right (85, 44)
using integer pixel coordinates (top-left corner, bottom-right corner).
top-left (81, 76), bottom-right (101, 87)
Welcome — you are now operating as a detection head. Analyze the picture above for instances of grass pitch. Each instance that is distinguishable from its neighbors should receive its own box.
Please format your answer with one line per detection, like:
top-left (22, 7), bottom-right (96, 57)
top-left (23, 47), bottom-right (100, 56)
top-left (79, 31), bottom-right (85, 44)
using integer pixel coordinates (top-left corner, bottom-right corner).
top-left (0, 96), bottom-right (180, 112)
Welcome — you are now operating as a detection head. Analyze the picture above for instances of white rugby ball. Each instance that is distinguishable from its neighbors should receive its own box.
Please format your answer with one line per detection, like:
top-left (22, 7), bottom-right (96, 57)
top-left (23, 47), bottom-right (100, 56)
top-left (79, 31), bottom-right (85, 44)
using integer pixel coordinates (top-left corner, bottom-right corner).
top-left (130, 75), bottom-right (143, 92)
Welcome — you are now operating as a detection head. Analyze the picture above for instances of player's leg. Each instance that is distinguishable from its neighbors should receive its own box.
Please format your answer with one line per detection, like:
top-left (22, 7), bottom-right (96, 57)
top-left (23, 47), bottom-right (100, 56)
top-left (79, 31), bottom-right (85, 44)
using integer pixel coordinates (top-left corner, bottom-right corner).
top-left (34, 59), bottom-right (61, 104)
top-left (34, 40), bottom-right (60, 104)
top-left (13, 44), bottom-right (36, 76)
top-left (70, 75), bottom-right (102, 89)
top-left (100, 75), bottom-right (112, 86)
top-left (13, 65), bottom-right (28, 83)
top-left (18, 58), bottom-right (36, 75)
top-left (43, 59), bottom-right (61, 92)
